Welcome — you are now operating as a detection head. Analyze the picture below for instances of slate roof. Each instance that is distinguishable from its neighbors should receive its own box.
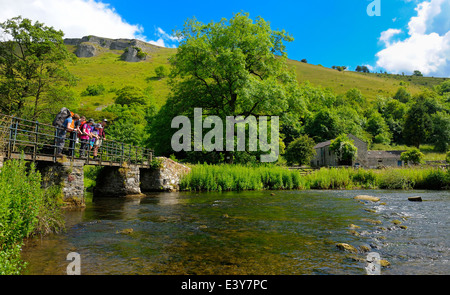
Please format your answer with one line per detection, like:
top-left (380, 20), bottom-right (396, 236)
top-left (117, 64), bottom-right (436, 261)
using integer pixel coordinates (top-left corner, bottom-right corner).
top-left (367, 150), bottom-right (405, 159)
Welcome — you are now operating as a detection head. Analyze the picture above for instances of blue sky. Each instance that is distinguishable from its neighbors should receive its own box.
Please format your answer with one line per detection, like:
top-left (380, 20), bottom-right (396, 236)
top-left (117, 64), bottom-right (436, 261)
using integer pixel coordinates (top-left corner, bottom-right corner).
top-left (1, 0), bottom-right (449, 77)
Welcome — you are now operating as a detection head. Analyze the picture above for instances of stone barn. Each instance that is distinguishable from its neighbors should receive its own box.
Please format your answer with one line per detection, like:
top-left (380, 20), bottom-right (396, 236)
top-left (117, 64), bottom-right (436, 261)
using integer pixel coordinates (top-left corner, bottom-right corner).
top-left (310, 134), bottom-right (404, 168)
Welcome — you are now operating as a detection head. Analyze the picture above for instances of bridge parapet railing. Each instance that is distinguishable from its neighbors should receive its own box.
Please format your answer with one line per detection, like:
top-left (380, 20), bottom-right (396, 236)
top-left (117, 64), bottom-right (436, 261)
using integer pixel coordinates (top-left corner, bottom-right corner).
top-left (0, 113), bottom-right (153, 166)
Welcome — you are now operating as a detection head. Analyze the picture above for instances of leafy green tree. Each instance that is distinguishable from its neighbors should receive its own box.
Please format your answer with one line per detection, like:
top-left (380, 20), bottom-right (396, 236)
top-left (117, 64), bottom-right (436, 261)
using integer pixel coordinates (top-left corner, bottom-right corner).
top-left (154, 65), bottom-right (168, 79)
top-left (104, 103), bottom-right (156, 146)
top-left (393, 87), bottom-right (411, 103)
top-left (400, 148), bottom-right (424, 165)
top-left (403, 96), bottom-right (433, 148)
top-left (413, 70), bottom-right (423, 77)
top-left (306, 109), bottom-right (341, 142)
top-left (430, 111), bottom-right (450, 152)
top-left (149, 12), bottom-right (304, 158)
top-left (366, 111), bottom-right (392, 144)
top-left (284, 134), bottom-right (316, 166)
top-left (0, 16), bottom-right (77, 120)
top-left (329, 134), bottom-right (357, 166)
top-left (435, 80), bottom-right (450, 95)
top-left (114, 86), bottom-right (148, 106)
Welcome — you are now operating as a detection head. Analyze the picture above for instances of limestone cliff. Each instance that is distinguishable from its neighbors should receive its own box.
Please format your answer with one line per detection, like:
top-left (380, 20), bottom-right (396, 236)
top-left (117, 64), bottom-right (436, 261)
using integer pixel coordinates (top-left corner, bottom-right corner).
top-left (64, 35), bottom-right (161, 62)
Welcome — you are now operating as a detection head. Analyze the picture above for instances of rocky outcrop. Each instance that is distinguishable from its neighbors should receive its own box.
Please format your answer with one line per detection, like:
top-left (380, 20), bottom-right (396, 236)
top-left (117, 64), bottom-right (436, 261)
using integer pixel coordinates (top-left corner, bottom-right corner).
top-left (65, 35), bottom-right (160, 61)
top-left (75, 42), bottom-right (100, 57)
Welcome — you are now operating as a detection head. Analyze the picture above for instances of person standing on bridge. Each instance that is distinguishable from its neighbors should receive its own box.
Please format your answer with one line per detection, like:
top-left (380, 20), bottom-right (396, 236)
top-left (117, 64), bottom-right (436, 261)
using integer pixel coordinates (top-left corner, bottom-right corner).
top-left (56, 112), bottom-right (74, 156)
top-left (92, 119), bottom-right (107, 160)
top-left (68, 113), bottom-right (80, 157)
top-left (80, 118), bottom-right (94, 158)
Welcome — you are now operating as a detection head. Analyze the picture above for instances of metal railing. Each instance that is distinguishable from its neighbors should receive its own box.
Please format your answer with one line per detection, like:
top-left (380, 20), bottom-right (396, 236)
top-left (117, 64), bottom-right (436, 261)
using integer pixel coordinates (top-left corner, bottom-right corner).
top-left (0, 113), bottom-right (153, 166)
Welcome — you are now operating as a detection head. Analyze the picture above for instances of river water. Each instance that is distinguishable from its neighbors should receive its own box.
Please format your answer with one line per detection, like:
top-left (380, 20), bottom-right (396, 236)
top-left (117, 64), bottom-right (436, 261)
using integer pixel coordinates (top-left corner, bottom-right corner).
top-left (22, 190), bottom-right (449, 275)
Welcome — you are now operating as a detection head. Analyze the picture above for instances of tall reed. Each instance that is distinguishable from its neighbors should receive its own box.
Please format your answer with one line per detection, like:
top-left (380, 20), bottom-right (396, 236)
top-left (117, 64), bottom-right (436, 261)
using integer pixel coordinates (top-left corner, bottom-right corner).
top-left (180, 164), bottom-right (449, 192)
top-left (180, 164), bottom-right (308, 191)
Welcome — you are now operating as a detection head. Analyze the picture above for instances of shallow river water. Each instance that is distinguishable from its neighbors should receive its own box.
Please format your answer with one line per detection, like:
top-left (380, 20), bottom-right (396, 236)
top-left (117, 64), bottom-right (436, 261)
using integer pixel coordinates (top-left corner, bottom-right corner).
top-left (22, 190), bottom-right (449, 275)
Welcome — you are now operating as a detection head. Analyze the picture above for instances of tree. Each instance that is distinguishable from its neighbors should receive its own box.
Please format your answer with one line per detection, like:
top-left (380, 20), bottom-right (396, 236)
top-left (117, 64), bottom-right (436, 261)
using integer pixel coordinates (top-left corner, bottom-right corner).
top-left (0, 16), bottom-right (77, 120)
top-left (154, 65), bottom-right (168, 79)
top-left (114, 86), bottom-right (148, 106)
top-left (148, 12), bottom-right (304, 158)
top-left (284, 134), bottom-right (316, 166)
top-left (393, 87), bottom-right (411, 103)
top-left (366, 111), bottom-right (391, 144)
top-left (403, 97), bottom-right (433, 148)
top-left (400, 148), bottom-right (424, 165)
top-left (355, 65), bottom-right (369, 73)
top-left (430, 111), bottom-right (450, 152)
top-left (306, 109), bottom-right (341, 142)
top-left (329, 134), bottom-right (357, 166)
top-left (300, 59), bottom-right (307, 63)
top-left (413, 70), bottom-right (423, 77)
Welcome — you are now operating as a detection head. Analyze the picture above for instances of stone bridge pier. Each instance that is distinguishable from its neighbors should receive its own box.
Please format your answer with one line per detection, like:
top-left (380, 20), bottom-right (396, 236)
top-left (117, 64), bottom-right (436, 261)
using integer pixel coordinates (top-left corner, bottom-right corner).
top-left (93, 157), bottom-right (190, 198)
top-left (36, 159), bottom-right (86, 206)
top-left (1, 156), bottom-right (190, 207)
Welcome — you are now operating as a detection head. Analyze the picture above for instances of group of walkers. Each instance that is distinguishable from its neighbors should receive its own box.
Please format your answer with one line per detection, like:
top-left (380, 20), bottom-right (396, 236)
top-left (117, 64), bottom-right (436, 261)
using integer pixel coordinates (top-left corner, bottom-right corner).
top-left (55, 108), bottom-right (107, 159)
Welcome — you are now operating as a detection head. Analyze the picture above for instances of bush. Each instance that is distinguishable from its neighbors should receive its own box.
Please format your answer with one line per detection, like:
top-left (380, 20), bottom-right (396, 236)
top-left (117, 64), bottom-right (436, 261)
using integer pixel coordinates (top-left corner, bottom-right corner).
top-left (284, 135), bottom-right (316, 166)
top-left (0, 158), bottom-right (63, 274)
top-left (401, 148), bottom-right (425, 165)
top-left (81, 84), bottom-right (106, 96)
top-left (155, 65), bottom-right (169, 79)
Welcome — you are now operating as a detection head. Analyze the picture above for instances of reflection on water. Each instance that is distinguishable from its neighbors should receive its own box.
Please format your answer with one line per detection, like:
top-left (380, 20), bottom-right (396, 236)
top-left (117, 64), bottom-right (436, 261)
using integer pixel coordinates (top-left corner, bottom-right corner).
top-left (22, 190), bottom-right (449, 275)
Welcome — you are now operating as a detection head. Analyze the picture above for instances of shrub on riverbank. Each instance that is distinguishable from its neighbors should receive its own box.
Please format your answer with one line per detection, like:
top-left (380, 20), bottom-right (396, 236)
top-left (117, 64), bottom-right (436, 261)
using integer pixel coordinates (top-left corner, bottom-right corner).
top-left (0, 159), bottom-right (64, 275)
top-left (180, 164), bottom-right (449, 192)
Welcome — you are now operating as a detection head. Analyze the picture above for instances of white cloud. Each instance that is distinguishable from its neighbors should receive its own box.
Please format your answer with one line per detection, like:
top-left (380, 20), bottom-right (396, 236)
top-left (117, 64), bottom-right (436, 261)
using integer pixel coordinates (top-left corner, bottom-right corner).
top-left (0, 0), bottom-right (144, 39)
top-left (375, 0), bottom-right (450, 77)
top-left (379, 29), bottom-right (402, 46)
top-left (0, 0), bottom-right (178, 48)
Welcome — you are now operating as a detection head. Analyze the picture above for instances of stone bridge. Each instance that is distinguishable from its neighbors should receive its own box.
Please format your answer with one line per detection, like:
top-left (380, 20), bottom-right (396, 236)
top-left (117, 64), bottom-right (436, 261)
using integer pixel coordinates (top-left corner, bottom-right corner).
top-left (0, 114), bottom-right (190, 207)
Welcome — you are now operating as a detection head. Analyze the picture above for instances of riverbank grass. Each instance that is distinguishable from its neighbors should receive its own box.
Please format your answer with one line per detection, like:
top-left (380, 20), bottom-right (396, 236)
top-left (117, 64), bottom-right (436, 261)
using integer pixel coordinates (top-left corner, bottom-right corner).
top-left (0, 159), bottom-right (64, 275)
top-left (180, 164), bottom-right (450, 192)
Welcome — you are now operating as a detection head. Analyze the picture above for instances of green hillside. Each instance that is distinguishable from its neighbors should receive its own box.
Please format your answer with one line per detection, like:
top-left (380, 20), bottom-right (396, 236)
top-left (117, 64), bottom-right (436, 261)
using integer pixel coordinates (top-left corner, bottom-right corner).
top-left (65, 42), bottom-right (441, 110)
top-left (65, 44), bottom-right (176, 108)
top-left (288, 59), bottom-right (440, 100)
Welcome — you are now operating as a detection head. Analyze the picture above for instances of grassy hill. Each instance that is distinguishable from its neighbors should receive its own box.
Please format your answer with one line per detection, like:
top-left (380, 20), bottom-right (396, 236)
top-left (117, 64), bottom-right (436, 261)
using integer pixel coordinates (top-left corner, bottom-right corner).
top-left (65, 40), bottom-right (445, 110)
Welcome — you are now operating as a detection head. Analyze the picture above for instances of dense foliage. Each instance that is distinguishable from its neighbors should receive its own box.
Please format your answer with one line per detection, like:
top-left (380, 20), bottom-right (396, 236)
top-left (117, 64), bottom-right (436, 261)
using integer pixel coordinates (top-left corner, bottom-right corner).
top-left (0, 16), bottom-right (77, 121)
top-left (0, 158), bottom-right (63, 274)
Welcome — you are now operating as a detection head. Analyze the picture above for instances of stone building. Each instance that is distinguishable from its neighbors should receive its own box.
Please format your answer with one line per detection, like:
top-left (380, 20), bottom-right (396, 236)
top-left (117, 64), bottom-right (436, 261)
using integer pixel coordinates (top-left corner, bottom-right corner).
top-left (310, 134), bottom-right (404, 168)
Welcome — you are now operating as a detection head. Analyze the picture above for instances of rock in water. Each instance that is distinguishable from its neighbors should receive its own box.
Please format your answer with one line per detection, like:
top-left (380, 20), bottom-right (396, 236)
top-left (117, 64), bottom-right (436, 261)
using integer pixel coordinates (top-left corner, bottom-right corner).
top-left (117, 228), bottom-right (133, 235)
top-left (336, 243), bottom-right (358, 253)
top-left (408, 196), bottom-right (422, 202)
top-left (354, 195), bottom-right (380, 202)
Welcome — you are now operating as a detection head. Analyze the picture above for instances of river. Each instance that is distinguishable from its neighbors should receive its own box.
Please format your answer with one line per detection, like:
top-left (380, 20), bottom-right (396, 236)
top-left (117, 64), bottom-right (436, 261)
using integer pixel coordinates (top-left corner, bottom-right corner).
top-left (22, 190), bottom-right (449, 275)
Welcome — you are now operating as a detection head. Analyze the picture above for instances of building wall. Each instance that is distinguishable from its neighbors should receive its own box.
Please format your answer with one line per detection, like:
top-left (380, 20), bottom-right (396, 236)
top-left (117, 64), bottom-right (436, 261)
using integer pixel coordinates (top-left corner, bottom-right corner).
top-left (368, 157), bottom-right (402, 168)
top-left (311, 146), bottom-right (338, 167)
top-left (348, 134), bottom-right (368, 167)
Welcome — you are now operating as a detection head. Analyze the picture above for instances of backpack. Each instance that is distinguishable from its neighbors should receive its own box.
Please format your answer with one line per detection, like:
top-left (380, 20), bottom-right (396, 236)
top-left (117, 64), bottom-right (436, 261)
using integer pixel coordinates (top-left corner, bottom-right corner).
top-left (52, 107), bottom-right (71, 128)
